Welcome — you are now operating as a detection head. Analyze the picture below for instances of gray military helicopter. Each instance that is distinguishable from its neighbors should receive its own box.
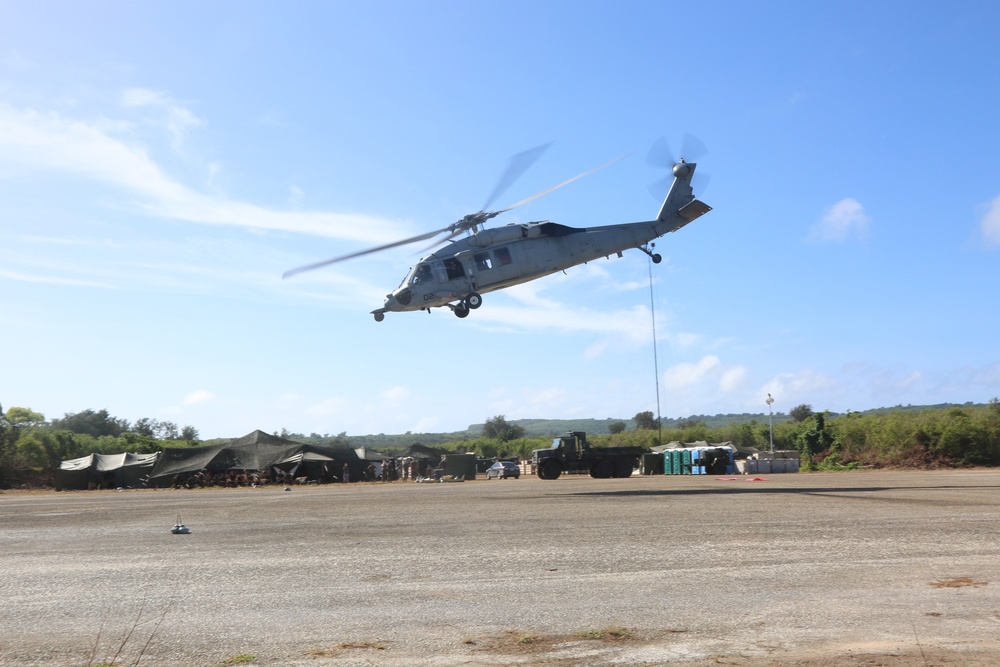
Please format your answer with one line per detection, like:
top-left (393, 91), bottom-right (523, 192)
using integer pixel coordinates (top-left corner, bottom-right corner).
top-left (283, 143), bottom-right (711, 322)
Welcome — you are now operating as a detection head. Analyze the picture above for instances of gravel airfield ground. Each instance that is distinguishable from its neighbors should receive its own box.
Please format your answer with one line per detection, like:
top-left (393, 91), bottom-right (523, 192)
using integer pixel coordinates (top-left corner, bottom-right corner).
top-left (2, 469), bottom-right (999, 667)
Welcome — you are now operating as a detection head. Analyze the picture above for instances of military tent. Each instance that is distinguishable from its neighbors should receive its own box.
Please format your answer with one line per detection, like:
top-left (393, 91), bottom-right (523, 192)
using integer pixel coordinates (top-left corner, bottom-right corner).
top-left (146, 430), bottom-right (362, 486)
top-left (56, 452), bottom-right (160, 490)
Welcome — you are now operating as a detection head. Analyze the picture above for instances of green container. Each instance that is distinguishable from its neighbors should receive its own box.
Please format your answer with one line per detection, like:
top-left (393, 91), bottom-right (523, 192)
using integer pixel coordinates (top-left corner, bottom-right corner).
top-left (682, 449), bottom-right (693, 474)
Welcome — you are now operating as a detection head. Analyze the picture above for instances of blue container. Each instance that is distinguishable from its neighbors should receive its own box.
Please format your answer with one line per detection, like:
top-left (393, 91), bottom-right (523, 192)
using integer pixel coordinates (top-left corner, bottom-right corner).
top-left (694, 448), bottom-right (706, 475)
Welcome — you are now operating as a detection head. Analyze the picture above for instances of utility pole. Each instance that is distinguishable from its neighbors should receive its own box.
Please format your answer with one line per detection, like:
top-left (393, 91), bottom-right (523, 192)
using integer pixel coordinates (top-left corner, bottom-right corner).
top-left (766, 393), bottom-right (775, 452)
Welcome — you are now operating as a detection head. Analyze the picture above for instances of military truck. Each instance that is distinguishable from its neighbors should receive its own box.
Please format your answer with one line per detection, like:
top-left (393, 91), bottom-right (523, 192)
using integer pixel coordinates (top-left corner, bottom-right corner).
top-left (532, 431), bottom-right (647, 480)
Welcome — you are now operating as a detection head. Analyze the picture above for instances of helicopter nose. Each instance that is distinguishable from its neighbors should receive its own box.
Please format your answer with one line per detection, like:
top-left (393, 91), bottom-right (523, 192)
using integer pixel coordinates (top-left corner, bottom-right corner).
top-left (390, 288), bottom-right (412, 306)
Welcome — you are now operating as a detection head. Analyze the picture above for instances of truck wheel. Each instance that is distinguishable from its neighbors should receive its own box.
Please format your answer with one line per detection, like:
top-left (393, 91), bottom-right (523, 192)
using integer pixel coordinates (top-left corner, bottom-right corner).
top-left (590, 460), bottom-right (613, 478)
top-left (537, 460), bottom-right (561, 480)
top-left (614, 460), bottom-right (634, 478)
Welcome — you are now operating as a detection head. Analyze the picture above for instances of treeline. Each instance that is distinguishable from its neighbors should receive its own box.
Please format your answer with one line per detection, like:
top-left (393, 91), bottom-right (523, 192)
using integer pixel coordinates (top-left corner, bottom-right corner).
top-left (0, 406), bottom-right (200, 487)
top-left (420, 402), bottom-right (1000, 469)
top-left (3, 401), bottom-right (1000, 488)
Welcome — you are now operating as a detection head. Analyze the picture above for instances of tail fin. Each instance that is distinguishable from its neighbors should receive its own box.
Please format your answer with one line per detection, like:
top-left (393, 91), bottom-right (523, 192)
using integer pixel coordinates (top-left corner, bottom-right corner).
top-left (655, 160), bottom-right (711, 233)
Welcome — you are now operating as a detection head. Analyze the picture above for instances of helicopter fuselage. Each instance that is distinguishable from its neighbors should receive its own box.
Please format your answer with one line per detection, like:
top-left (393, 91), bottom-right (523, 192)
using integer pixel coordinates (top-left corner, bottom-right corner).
top-left (379, 220), bottom-right (659, 316)
top-left (370, 160), bottom-right (711, 321)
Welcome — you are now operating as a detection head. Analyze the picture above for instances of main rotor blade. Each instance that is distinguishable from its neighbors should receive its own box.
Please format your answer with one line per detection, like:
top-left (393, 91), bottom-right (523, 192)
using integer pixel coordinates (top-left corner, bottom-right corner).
top-left (494, 152), bottom-right (630, 215)
top-left (482, 142), bottom-right (552, 211)
top-left (282, 226), bottom-right (450, 279)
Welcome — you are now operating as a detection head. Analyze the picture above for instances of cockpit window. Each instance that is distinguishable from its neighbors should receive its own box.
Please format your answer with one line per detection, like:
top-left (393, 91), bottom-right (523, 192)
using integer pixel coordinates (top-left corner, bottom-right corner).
top-left (410, 263), bottom-right (433, 285)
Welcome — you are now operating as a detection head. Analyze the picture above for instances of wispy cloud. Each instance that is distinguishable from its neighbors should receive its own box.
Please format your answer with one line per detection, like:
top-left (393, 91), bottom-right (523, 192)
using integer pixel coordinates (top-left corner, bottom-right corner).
top-left (0, 101), bottom-right (408, 242)
top-left (809, 198), bottom-right (870, 243)
top-left (978, 195), bottom-right (1000, 248)
top-left (183, 389), bottom-right (216, 405)
top-left (0, 268), bottom-right (115, 289)
top-left (120, 87), bottom-right (204, 151)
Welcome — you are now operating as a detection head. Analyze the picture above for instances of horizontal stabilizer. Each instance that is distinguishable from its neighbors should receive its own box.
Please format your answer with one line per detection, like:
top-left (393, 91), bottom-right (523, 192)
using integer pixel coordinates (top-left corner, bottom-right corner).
top-left (678, 199), bottom-right (712, 222)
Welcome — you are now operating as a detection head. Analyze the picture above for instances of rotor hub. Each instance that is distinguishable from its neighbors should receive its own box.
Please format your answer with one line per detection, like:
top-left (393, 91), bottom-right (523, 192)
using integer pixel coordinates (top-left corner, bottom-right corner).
top-left (672, 160), bottom-right (692, 178)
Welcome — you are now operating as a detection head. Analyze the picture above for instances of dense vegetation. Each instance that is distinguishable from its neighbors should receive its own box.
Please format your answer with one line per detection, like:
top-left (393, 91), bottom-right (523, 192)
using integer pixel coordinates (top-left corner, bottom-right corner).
top-left (2, 400), bottom-right (999, 488)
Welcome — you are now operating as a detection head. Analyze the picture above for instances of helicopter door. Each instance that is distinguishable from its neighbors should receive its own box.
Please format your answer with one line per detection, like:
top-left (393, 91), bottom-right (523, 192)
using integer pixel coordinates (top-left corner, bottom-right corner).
top-left (443, 257), bottom-right (465, 280)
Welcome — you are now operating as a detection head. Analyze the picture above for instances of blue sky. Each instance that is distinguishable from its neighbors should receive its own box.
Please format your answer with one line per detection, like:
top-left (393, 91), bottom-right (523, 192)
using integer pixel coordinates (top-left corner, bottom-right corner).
top-left (2, 1), bottom-right (999, 439)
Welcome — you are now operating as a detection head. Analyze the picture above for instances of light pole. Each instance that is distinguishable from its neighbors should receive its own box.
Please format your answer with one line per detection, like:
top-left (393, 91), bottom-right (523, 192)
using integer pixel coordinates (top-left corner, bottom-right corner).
top-left (766, 393), bottom-right (775, 452)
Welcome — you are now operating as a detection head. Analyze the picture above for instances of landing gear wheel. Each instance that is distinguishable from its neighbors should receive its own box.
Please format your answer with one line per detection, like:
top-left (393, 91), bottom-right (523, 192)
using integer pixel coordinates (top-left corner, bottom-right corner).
top-left (466, 292), bottom-right (482, 309)
top-left (454, 303), bottom-right (470, 318)
top-left (373, 312), bottom-right (385, 322)
top-left (652, 253), bottom-right (662, 264)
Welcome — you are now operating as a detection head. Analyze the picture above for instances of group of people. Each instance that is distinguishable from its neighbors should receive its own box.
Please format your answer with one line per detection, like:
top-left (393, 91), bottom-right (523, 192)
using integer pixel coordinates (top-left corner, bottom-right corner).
top-left (172, 469), bottom-right (279, 489)
top-left (362, 457), bottom-right (435, 482)
top-left (168, 457), bottom-right (442, 488)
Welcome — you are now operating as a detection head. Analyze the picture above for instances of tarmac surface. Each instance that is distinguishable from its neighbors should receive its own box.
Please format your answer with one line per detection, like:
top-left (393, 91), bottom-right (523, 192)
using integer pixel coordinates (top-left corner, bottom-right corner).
top-left (1, 469), bottom-right (999, 666)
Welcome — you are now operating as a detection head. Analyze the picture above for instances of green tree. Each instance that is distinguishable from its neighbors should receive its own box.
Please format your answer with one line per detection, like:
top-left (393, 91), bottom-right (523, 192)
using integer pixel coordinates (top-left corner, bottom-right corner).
top-left (181, 425), bottom-right (200, 441)
top-left (633, 411), bottom-right (660, 430)
top-left (789, 404), bottom-right (814, 423)
top-left (608, 420), bottom-right (627, 434)
top-left (158, 421), bottom-right (179, 440)
top-left (482, 415), bottom-right (525, 442)
top-left (3, 406), bottom-right (45, 449)
top-left (132, 417), bottom-right (156, 437)
top-left (51, 409), bottom-right (127, 437)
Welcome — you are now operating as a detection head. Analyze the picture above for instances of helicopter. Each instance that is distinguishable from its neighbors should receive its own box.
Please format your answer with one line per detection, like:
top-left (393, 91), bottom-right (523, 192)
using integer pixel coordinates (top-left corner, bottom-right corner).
top-left (283, 145), bottom-right (711, 322)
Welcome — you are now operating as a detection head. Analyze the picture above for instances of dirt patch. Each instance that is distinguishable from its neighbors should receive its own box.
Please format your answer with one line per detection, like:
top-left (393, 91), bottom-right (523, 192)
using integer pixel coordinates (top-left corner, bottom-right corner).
top-left (930, 576), bottom-right (988, 588)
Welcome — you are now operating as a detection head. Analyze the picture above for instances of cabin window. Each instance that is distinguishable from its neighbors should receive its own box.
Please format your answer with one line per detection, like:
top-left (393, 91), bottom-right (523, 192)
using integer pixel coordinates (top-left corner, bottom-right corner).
top-left (494, 247), bottom-right (512, 266)
top-left (474, 252), bottom-right (493, 270)
top-left (443, 258), bottom-right (465, 280)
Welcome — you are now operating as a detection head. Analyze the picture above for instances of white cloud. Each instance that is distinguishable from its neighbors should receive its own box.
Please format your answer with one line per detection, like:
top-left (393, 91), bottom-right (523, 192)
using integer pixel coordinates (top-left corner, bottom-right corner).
top-left (121, 87), bottom-right (170, 108)
top-left (381, 386), bottom-right (410, 401)
top-left (0, 268), bottom-right (115, 289)
top-left (762, 369), bottom-right (836, 407)
top-left (719, 366), bottom-right (748, 392)
top-left (809, 198), bottom-right (870, 243)
top-left (664, 355), bottom-right (721, 390)
top-left (0, 102), bottom-right (409, 243)
top-left (183, 389), bottom-right (216, 405)
top-left (120, 87), bottom-right (204, 152)
top-left (288, 184), bottom-right (305, 208)
top-left (979, 195), bottom-right (1000, 247)
top-left (305, 397), bottom-right (345, 417)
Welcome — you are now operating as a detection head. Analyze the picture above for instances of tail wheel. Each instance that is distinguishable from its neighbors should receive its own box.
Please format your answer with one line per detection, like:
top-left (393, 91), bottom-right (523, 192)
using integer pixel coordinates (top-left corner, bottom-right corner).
top-left (466, 292), bottom-right (482, 309)
top-left (454, 303), bottom-right (470, 318)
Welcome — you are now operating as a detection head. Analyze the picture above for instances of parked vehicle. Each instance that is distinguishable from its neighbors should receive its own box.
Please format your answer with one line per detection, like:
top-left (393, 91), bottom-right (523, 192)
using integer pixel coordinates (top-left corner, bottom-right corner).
top-left (532, 431), bottom-right (646, 480)
top-left (485, 461), bottom-right (521, 479)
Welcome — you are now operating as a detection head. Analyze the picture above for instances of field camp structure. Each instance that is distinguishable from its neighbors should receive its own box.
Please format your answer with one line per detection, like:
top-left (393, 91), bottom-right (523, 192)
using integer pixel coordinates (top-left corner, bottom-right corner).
top-left (55, 430), bottom-right (464, 490)
top-left (57, 432), bottom-right (800, 491)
